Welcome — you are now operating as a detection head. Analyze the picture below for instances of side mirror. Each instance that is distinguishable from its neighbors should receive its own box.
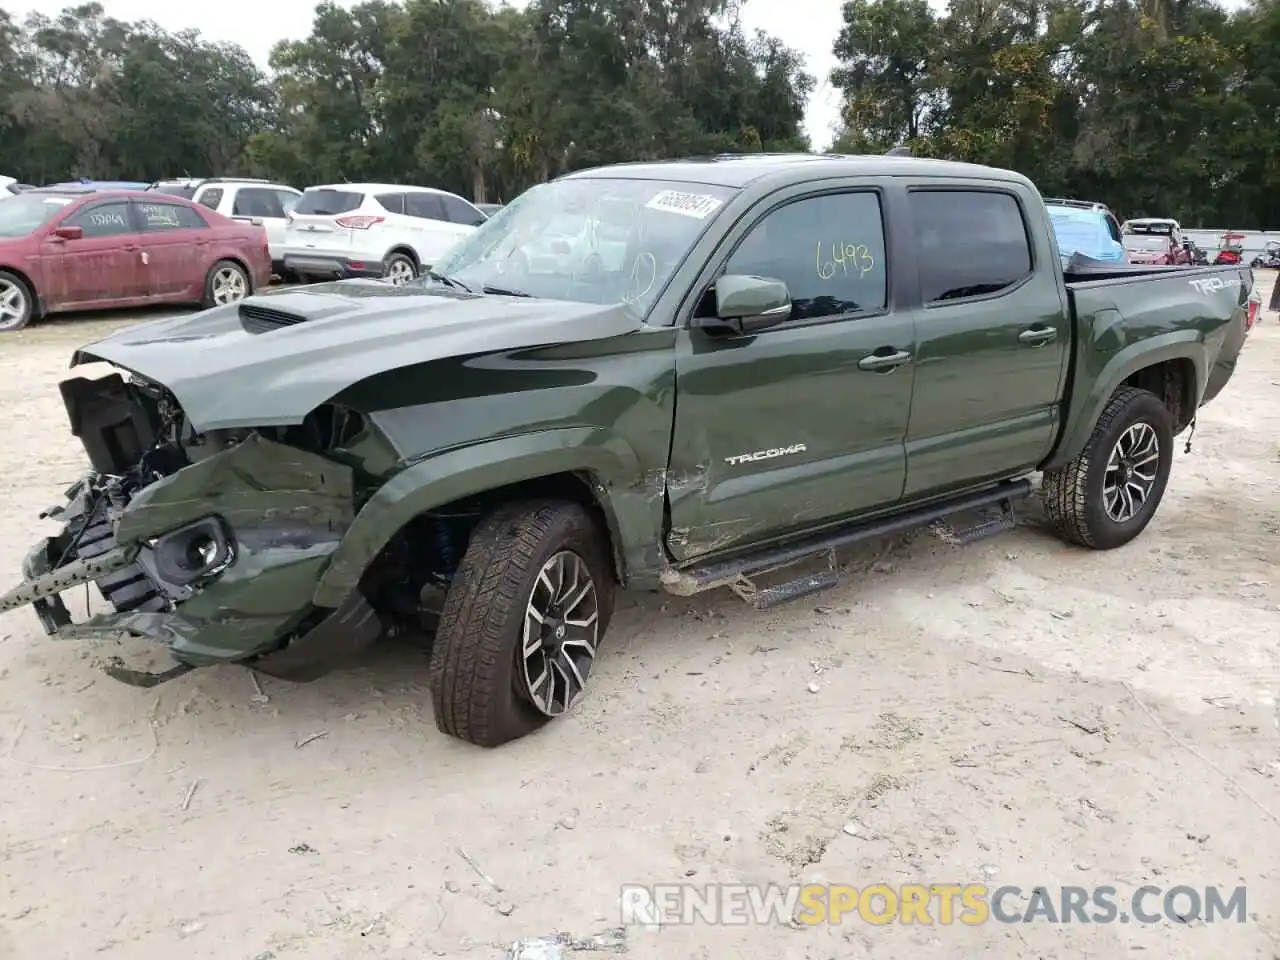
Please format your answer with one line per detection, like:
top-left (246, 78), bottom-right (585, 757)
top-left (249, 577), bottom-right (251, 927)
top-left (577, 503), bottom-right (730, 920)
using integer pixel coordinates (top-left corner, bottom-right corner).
top-left (694, 274), bottom-right (791, 334)
top-left (52, 225), bottom-right (83, 241)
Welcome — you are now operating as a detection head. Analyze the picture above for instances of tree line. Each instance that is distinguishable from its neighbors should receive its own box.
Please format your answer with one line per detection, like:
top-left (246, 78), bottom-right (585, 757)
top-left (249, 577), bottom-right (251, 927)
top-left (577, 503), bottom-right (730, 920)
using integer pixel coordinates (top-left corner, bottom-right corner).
top-left (0, 0), bottom-right (1276, 227)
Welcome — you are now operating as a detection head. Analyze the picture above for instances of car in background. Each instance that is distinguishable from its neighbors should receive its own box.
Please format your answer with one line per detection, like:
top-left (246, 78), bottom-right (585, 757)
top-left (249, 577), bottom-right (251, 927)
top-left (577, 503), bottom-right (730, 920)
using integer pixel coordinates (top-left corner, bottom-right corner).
top-left (280, 183), bottom-right (486, 284)
top-left (1044, 198), bottom-right (1127, 263)
top-left (476, 202), bottom-right (504, 217)
top-left (45, 179), bottom-right (152, 191)
top-left (0, 187), bottom-right (271, 332)
top-left (182, 178), bottom-right (302, 277)
top-left (1122, 233), bottom-right (1188, 265)
top-left (1, 176), bottom-right (34, 198)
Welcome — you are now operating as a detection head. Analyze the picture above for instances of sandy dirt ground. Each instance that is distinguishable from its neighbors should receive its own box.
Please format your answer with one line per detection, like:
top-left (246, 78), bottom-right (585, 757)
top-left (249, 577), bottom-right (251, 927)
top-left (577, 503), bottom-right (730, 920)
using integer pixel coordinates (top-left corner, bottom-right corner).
top-left (0, 282), bottom-right (1277, 960)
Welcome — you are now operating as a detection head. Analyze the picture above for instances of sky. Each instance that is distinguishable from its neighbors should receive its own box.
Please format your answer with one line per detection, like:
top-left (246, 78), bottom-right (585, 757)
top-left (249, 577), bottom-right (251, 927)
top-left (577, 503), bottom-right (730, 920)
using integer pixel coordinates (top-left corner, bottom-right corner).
top-left (16, 0), bottom-right (850, 148)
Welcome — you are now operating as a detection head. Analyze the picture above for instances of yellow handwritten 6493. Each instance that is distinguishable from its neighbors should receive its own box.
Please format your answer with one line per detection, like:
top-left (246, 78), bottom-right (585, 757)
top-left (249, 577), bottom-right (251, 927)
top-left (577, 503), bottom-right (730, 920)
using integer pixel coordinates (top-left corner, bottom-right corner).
top-left (816, 241), bottom-right (875, 280)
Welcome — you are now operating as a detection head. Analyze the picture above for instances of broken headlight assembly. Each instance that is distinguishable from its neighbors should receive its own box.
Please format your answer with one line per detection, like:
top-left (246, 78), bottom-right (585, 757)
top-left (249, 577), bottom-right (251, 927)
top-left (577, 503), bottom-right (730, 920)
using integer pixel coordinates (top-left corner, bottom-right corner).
top-left (136, 516), bottom-right (235, 601)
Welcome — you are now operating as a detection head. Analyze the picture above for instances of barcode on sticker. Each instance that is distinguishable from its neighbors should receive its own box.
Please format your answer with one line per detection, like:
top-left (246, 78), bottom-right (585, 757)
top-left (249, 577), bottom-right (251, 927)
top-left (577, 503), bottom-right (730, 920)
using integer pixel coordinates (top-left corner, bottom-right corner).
top-left (645, 190), bottom-right (723, 219)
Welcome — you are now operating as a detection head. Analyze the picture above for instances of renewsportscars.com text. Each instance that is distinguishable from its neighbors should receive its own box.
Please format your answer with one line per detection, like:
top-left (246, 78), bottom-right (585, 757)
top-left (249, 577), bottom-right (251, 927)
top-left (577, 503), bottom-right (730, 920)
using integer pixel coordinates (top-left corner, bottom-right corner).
top-left (619, 883), bottom-right (1249, 927)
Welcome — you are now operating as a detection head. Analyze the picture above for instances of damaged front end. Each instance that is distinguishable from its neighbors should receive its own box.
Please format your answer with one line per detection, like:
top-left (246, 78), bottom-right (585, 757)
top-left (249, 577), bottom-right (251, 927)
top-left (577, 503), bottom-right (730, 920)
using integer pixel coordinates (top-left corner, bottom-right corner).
top-left (0, 369), bottom-right (382, 686)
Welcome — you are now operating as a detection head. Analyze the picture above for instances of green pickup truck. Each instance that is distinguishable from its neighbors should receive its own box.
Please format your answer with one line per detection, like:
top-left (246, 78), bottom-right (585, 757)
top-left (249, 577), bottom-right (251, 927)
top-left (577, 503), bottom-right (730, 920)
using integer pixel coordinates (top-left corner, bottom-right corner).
top-left (0, 153), bottom-right (1254, 746)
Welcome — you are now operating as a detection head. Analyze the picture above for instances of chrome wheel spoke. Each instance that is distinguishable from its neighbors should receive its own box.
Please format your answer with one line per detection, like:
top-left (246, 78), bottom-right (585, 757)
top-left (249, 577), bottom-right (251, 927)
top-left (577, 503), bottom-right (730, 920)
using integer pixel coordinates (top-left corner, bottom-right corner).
top-left (1102, 421), bottom-right (1161, 523)
top-left (519, 549), bottom-right (600, 718)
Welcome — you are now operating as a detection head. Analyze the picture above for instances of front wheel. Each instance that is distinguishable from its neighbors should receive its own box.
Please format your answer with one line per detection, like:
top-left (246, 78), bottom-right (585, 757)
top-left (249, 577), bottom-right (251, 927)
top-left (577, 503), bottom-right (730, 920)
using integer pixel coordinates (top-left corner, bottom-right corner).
top-left (203, 260), bottom-right (251, 307)
top-left (428, 500), bottom-right (615, 747)
top-left (0, 270), bottom-right (34, 332)
top-left (1041, 386), bottom-right (1174, 550)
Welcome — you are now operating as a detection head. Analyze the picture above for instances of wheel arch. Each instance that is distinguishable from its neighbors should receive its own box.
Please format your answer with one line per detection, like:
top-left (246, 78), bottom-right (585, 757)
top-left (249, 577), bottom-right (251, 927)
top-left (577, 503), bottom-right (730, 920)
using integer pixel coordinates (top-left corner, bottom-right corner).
top-left (382, 245), bottom-right (421, 270)
top-left (1043, 336), bottom-right (1205, 471)
top-left (312, 428), bottom-right (663, 608)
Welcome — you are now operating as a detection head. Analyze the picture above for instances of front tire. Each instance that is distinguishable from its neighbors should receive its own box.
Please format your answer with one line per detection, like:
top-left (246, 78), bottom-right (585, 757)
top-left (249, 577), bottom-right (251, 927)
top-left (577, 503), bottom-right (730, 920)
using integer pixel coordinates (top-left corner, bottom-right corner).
top-left (1041, 386), bottom-right (1174, 549)
top-left (429, 500), bottom-right (615, 747)
top-left (0, 270), bottom-right (34, 332)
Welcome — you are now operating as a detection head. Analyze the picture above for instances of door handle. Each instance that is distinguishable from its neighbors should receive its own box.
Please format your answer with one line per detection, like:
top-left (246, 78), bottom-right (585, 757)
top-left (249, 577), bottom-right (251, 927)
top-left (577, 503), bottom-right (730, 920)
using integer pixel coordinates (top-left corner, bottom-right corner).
top-left (857, 349), bottom-right (912, 371)
top-left (1019, 326), bottom-right (1057, 345)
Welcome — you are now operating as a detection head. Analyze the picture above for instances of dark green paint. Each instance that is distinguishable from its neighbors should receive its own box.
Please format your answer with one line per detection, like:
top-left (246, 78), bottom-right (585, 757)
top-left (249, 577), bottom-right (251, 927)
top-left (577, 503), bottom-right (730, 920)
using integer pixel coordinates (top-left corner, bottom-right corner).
top-left (2, 154), bottom-right (1252, 668)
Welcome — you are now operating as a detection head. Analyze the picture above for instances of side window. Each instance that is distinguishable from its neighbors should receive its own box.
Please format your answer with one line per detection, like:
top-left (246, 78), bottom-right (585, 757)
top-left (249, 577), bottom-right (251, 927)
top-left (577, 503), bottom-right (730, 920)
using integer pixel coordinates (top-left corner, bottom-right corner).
top-left (68, 201), bottom-right (136, 237)
top-left (910, 191), bottom-right (1032, 303)
top-left (196, 187), bottom-right (224, 211)
top-left (375, 193), bottom-right (405, 215)
top-left (1105, 215), bottom-right (1122, 243)
top-left (404, 192), bottom-right (446, 221)
top-left (275, 190), bottom-right (300, 215)
top-left (233, 188), bottom-right (284, 219)
top-left (723, 192), bottom-right (888, 321)
top-left (442, 195), bottom-right (485, 226)
top-left (138, 201), bottom-right (208, 231)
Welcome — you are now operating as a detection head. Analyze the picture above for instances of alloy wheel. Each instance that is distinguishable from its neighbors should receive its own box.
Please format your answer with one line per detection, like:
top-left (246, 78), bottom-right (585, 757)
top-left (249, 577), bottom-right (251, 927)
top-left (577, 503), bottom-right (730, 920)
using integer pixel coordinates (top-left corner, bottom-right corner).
top-left (212, 267), bottom-right (248, 304)
top-left (0, 279), bottom-right (28, 330)
top-left (519, 550), bottom-right (601, 717)
top-left (1103, 422), bottom-right (1160, 522)
top-left (387, 259), bottom-right (416, 285)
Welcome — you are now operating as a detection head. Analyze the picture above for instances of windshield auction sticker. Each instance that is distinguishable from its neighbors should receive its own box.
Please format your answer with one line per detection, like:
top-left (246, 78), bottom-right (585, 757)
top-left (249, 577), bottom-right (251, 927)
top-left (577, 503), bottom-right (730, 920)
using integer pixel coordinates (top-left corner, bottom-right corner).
top-left (645, 190), bottom-right (723, 219)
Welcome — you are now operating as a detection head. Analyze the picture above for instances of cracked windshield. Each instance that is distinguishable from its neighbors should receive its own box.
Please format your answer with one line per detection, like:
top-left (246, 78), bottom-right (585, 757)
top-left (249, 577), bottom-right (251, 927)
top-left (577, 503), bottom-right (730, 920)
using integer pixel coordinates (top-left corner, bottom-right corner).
top-left (430, 178), bottom-right (736, 312)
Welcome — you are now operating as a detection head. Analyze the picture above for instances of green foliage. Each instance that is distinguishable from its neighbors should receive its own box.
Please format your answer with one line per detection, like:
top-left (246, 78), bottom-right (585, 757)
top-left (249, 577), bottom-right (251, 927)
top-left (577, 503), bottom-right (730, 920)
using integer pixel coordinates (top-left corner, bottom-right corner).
top-left (830, 0), bottom-right (1280, 227)
top-left (0, 0), bottom-right (814, 202)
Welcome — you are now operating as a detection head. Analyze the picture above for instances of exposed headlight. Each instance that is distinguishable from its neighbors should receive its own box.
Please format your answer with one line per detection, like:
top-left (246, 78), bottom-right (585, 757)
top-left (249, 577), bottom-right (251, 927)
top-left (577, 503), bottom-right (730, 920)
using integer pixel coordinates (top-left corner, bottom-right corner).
top-left (139, 517), bottom-right (235, 594)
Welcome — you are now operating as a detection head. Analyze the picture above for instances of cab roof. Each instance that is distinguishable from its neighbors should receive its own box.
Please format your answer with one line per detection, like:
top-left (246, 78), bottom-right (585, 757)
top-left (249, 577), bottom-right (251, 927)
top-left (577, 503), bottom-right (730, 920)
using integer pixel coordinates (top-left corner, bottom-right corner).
top-left (562, 152), bottom-right (1033, 190)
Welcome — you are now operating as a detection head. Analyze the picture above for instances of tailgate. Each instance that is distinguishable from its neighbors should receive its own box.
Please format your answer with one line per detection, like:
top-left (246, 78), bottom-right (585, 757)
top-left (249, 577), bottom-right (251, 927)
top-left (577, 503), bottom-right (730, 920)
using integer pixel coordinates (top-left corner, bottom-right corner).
top-left (285, 213), bottom-right (354, 252)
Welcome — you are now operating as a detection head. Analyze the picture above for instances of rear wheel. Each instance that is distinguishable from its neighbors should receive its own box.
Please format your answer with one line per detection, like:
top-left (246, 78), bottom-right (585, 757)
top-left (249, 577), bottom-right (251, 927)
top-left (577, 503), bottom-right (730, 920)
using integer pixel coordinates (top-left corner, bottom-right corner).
top-left (1041, 386), bottom-right (1174, 549)
top-left (203, 260), bottom-right (251, 307)
top-left (428, 500), bottom-right (615, 747)
top-left (384, 253), bottom-right (417, 285)
top-left (0, 270), bottom-right (34, 332)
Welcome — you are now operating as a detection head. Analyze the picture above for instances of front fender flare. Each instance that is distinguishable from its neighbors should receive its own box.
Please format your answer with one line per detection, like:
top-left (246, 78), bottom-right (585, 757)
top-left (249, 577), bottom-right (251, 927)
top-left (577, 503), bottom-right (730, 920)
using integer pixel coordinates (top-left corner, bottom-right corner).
top-left (311, 427), bottom-right (664, 607)
top-left (1043, 332), bottom-right (1205, 471)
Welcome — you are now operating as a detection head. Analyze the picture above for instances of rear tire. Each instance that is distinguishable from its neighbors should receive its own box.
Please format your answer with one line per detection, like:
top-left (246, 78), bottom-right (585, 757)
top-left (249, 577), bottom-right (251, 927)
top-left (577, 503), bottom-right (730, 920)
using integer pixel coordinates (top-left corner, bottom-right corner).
top-left (383, 252), bottom-right (418, 285)
top-left (203, 260), bottom-right (251, 307)
top-left (428, 500), bottom-right (615, 747)
top-left (0, 270), bottom-right (34, 332)
top-left (1041, 386), bottom-right (1174, 549)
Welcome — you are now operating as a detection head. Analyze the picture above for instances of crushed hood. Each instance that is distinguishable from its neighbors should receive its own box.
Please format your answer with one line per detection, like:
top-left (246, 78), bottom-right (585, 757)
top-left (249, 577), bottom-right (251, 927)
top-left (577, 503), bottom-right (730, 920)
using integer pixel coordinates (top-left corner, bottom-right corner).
top-left (71, 280), bottom-right (643, 432)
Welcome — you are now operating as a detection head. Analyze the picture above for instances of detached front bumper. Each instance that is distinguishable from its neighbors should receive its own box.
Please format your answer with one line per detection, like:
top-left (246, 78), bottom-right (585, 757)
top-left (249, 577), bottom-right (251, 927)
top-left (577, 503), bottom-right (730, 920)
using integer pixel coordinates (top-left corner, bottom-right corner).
top-left (0, 434), bottom-right (381, 684)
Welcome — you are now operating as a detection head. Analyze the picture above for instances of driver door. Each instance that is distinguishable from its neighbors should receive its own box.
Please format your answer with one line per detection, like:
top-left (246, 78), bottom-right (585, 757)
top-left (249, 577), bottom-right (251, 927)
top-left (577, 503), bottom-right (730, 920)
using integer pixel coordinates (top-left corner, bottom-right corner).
top-left (41, 199), bottom-right (146, 310)
top-left (666, 182), bottom-right (915, 562)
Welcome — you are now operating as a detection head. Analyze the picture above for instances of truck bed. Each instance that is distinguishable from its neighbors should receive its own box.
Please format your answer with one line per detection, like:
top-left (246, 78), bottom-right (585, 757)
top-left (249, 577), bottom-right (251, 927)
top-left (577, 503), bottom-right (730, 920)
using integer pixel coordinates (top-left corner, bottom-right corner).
top-left (1051, 257), bottom-right (1252, 467)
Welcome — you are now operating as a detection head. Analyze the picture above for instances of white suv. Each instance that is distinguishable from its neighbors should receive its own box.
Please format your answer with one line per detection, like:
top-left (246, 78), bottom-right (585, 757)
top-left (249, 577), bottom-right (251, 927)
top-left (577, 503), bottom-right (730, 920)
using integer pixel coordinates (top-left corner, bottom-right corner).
top-left (280, 183), bottom-right (485, 284)
top-left (147, 178), bottom-right (302, 275)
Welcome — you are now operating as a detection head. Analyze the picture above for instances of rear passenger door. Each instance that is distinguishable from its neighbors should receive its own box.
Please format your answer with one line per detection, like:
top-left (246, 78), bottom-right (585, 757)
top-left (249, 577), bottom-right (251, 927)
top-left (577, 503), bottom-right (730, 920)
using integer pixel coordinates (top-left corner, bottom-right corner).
top-left (667, 182), bottom-right (916, 561)
top-left (899, 186), bottom-right (1070, 499)
top-left (136, 199), bottom-right (211, 299)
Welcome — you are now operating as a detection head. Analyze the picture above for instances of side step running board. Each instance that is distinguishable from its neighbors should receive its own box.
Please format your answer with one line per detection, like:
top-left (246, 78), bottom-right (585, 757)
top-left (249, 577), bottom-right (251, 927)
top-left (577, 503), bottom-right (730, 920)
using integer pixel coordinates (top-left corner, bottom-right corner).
top-left (660, 479), bottom-right (1033, 609)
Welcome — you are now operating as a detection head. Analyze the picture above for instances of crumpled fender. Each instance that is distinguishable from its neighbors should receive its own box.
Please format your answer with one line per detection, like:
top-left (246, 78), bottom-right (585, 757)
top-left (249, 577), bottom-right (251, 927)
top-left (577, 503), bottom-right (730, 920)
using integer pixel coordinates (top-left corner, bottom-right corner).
top-left (311, 427), bottom-right (665, 607)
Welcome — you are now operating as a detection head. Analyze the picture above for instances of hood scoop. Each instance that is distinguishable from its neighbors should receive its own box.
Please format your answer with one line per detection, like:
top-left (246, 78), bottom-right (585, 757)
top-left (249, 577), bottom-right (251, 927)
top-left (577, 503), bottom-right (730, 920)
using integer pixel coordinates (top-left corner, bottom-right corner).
top-left (239, 302), bottom-right (308, 333)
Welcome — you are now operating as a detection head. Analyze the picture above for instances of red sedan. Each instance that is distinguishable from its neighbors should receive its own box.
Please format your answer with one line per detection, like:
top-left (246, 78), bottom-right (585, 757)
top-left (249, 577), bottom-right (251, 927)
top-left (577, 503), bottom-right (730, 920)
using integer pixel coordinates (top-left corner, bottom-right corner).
top-left (0, 187), bottom-right (272, 332)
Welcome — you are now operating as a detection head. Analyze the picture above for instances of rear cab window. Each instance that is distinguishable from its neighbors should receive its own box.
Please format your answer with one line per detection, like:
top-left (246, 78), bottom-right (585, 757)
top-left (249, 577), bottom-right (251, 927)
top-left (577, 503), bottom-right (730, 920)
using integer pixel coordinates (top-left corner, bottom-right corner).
top-left (294, 189), bottom-right (365, 216)
top-left (911, 190), bottom-right (1033, 302)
